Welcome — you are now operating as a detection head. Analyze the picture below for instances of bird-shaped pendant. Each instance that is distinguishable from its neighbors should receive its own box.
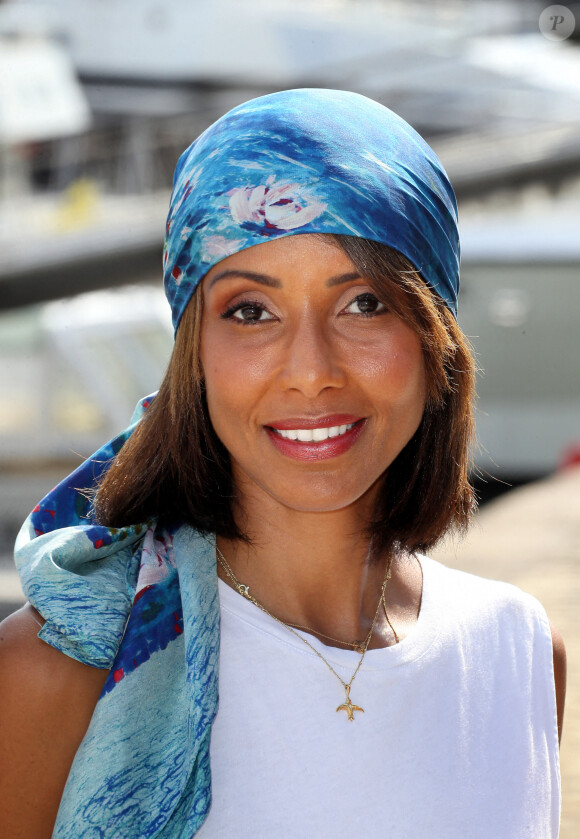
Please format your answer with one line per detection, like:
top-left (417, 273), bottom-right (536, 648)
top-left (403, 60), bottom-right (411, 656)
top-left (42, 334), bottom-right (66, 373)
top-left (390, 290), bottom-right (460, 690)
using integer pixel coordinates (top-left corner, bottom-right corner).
top-left (336, 685), bottom-right (364, 721)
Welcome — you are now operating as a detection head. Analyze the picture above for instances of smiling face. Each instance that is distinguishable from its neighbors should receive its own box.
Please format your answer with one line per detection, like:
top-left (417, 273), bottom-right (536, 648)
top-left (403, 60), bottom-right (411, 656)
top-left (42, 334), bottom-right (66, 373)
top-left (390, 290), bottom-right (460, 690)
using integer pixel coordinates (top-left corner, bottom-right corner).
top-left (200, 234), bottom-right (427, 517)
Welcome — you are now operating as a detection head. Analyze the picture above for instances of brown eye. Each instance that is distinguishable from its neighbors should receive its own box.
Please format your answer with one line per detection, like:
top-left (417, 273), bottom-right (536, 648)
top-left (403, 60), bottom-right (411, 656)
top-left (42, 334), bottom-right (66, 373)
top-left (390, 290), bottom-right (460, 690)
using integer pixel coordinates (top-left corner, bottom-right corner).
top-left (221, 301), bottom-right (275, 323)
top-left (344, 293), bottom-right (386, 316)
top-left (235, 304), bottom-right (265, 322)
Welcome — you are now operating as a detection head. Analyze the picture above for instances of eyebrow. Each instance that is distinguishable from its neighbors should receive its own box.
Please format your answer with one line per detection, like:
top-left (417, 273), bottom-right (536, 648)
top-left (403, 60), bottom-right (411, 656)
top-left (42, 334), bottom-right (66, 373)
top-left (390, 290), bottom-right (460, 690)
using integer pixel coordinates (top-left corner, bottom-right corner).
top-left (208, 269), bottom-right (363, 289)
top-left (326, 271), bottom-right (362, 287)
top-left (208, 270), bottom-right (281, 289)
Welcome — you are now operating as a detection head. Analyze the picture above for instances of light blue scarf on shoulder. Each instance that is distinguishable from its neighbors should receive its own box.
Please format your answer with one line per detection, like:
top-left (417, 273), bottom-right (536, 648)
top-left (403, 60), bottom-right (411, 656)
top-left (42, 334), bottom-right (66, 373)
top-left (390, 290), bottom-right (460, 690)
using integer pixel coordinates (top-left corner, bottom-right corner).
top-left (15, 397), bottom-right (220, 837)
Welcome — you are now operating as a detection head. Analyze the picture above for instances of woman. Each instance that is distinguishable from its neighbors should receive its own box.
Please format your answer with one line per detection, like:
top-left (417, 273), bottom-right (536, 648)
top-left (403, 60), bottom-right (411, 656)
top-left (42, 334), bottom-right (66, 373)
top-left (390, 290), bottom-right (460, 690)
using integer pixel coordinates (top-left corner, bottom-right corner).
top-left (0, 89), bottom-right (565, 838)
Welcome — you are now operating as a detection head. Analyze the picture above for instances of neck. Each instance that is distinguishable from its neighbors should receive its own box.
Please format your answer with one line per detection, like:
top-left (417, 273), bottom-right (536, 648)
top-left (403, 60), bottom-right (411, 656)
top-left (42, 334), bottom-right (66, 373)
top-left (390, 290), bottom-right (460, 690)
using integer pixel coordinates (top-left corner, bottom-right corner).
top-left (216, 482), bottom-right (412, 647)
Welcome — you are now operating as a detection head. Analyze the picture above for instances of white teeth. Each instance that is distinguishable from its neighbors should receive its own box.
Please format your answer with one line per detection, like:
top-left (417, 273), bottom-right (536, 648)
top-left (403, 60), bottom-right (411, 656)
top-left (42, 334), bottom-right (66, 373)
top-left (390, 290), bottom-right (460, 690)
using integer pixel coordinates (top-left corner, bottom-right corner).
top-left (274, 422), bottom-right (356, 442)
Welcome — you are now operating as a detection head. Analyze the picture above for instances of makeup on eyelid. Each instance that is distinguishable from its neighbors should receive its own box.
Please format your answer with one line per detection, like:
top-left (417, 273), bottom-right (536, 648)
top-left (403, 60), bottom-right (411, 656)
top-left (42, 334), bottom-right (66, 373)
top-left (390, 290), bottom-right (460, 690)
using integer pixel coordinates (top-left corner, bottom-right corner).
top-left (220, 292), bottom-right (386, 323)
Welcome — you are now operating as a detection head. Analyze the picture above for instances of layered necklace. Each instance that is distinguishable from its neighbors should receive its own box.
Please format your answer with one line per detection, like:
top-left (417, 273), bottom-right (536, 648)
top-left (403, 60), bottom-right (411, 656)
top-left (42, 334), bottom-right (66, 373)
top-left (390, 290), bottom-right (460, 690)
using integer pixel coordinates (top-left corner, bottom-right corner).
top-left (216, 545), bottom-right (397, 721)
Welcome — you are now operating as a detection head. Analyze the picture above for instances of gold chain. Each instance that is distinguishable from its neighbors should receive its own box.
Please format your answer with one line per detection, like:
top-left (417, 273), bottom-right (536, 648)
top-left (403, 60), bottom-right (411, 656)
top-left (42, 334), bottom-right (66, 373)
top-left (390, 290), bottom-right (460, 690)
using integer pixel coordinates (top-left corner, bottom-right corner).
top-left (215, 545), bottom-right (394, 720)
top-left (382, 592), bottom-right (400, 644)
top-left (284, 620), bottom-right (367, 653)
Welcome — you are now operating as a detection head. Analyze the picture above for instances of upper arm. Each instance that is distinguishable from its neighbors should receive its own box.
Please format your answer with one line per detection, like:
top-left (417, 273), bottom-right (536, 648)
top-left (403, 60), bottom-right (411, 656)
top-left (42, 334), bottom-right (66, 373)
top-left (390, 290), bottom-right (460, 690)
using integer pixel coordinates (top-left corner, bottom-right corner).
top-left (0, 604), bottom-right (109, 838)
top-left (549, 620), bottom-right (566, 746)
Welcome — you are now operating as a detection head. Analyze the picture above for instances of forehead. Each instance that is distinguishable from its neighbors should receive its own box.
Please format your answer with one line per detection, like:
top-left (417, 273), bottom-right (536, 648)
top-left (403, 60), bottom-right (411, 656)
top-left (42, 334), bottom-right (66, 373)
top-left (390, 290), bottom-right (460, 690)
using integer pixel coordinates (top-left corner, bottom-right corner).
top-left (202, 234), bottom-right (357, 288)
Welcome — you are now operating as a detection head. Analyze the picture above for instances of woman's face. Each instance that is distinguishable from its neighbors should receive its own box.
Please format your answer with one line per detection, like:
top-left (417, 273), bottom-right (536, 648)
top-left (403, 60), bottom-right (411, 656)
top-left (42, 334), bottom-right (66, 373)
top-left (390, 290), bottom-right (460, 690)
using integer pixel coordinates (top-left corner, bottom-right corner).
top-left (200, 234), bottom-right (426, 514)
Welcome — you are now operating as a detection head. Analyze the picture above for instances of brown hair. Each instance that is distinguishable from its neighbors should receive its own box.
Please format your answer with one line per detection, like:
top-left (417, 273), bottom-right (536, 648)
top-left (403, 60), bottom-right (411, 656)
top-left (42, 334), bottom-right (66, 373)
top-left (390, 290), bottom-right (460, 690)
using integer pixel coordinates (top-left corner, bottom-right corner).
top-left (94, 236), bottom-right (477, 559)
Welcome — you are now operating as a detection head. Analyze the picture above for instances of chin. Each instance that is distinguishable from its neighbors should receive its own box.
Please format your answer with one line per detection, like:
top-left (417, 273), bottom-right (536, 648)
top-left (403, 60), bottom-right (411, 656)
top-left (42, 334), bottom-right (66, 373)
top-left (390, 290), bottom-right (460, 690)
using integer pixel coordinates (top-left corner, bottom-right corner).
top-left (255, 472), bottom-right (383, 516)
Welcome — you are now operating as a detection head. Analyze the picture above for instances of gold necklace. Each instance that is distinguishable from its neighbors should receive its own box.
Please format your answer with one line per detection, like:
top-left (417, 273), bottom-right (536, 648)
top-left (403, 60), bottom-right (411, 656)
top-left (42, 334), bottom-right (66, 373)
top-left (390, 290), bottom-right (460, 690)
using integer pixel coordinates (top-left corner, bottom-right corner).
top-left (285, 606), bottom-right (398, 652)
top-left (284, 621), bottom-right (367, 653)
top-left (216, 545), bottom-right (393, 721)
top-left (382, 593), bottom-right (400, 644)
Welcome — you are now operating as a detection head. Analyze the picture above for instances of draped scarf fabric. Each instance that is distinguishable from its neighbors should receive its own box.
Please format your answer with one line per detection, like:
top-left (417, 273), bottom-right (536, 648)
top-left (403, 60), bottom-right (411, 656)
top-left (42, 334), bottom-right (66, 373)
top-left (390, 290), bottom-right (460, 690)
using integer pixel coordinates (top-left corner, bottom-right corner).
top-left (15, 396), bottom-right (220, 837)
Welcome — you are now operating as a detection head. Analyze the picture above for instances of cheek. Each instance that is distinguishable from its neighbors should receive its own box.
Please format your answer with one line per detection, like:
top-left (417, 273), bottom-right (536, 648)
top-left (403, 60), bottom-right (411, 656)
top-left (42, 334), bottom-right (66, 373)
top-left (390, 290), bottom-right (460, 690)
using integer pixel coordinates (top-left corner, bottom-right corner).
top-left (200, 332), bottom-right (273, 445)
top-left (200, 333), bottom-right (231, 428)
top-left (360, 329), bottom-right (426, 410)
top-left (392, 346), bottom-right (427, 409)
top-left (202, 339), bottom-right (267, 404)
top-left (202, 333), bottom-right (264, 377)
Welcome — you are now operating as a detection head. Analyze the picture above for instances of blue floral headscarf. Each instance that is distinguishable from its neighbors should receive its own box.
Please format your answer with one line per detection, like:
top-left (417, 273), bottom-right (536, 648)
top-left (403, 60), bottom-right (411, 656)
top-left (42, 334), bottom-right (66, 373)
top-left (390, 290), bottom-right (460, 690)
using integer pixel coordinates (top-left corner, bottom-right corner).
top-left (163, 88), bottom-right (460, 332)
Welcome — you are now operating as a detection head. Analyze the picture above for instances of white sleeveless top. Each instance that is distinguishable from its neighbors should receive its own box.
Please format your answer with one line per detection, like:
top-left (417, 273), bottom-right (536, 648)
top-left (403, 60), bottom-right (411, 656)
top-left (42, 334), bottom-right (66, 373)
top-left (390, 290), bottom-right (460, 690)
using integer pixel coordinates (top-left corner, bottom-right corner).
top-left (196, 556), bottom-right (560, 838)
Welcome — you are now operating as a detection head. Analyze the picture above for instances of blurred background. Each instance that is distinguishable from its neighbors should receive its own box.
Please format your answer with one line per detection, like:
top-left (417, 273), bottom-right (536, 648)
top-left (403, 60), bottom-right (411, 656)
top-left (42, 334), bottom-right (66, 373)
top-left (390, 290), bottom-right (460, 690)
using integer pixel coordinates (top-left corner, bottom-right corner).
top-left (1, 0), bottom-right (579, 832)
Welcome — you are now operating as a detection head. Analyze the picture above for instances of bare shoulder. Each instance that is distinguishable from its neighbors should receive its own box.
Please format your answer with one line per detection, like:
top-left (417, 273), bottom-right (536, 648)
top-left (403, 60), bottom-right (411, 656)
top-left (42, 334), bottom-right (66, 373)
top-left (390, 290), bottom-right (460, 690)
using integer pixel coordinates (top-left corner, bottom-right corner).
top-left (0, 604), bottom-right (108, 838)
top-left (0, 603), bottom-right (108, 691)
top-left (549, 620), bottom-right (566, 746)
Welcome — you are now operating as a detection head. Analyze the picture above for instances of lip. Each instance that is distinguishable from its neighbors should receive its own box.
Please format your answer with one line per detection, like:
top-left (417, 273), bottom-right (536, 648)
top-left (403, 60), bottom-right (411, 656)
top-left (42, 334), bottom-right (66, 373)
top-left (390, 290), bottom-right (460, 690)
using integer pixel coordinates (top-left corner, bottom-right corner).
top-left (266, 414), bottom-right (362, 431)
top-left (265, 418), bottom-right (366, 461)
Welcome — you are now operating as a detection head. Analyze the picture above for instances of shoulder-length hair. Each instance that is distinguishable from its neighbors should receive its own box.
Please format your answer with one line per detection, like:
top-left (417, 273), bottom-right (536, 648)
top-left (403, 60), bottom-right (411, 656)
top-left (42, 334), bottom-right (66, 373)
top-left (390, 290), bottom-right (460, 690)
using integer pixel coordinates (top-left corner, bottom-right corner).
top-left (94, 235), bottom-right (477, 559)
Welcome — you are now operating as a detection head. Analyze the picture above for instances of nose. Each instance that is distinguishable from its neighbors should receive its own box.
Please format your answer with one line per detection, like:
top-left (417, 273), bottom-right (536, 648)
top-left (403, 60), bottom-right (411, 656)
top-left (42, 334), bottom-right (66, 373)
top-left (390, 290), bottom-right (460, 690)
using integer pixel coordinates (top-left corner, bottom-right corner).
top-left (277, 314), bottom-right (346, 398)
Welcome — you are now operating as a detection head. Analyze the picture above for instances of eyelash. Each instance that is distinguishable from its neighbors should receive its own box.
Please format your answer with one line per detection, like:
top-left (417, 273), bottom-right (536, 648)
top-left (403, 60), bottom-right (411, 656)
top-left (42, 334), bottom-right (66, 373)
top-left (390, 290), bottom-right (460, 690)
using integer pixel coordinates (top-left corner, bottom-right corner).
top-left (344, 293), bottom-right (387, 317)
top-left (220, 293), bottom-right (386, 324)
top-left (220, 299), bottom-right (272, 324)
